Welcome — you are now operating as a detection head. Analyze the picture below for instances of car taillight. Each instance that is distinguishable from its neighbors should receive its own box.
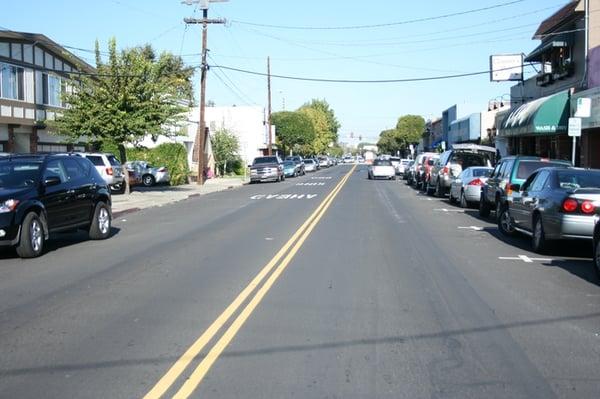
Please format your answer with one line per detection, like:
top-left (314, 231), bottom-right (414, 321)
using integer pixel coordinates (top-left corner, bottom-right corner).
top-left (442, 166), bottom-right (449, 175)
top-left (581, 200), bottom-right (595, 214)
top-left (468, 178), bottom-right (483, 186)
top-left (562, 198), bottom-right (578, 213)
top-left (158, 167), bottom-right (167, 172)
top-left (106, 167), bottom-right (113, 176)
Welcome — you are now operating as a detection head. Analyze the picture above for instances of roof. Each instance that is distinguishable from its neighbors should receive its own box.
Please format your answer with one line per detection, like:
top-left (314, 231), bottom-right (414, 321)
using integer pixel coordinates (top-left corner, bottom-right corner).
top-left (533, 1), bottom-right (583, 39)
top-left (0, 30), bottom-right (95, 74)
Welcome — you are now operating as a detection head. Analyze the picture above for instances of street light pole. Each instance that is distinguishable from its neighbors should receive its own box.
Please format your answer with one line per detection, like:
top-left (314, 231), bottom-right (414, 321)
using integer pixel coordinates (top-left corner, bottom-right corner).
top-left (183, 0), bottom-right (226, 185)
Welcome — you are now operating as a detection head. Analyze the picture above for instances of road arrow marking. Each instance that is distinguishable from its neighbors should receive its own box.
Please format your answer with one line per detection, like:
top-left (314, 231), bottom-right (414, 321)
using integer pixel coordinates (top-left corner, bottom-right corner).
top-left (458, 226), bottom-right (484, 231)
top-left (498, 255), bottom-right (553, 263)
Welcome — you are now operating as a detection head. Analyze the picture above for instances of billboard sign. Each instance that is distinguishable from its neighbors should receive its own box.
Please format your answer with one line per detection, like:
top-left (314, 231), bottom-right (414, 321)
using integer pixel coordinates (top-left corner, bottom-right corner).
top-left (489, 54), bottom-right (523, 82)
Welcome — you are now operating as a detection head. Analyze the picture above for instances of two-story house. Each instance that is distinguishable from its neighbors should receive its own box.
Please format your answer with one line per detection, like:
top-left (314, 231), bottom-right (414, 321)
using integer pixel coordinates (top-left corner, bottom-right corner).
top-left (499, 1), bottom-right (587, 162)
top-left (0, 30), bottom-right (94, 153)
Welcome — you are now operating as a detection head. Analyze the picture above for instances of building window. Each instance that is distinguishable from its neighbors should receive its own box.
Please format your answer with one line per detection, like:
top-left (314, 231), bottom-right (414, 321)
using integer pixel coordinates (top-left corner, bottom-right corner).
top-left (41, 73), bottom-right (64, 107)
top-left (0, 63), bottom-right (25, 101)
top-left (11, 43), bottom-right (22, 61)
top-left (38, 143), bottom-right (68, 153)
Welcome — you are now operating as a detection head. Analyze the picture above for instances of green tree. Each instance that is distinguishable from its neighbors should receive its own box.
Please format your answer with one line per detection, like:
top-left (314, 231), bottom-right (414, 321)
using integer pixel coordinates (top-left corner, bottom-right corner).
top-left (377, 129), bottom-right (401, 154)
top-left (396, 115), bottom-right (426, 148)
top-left (53, 37), bottom-right (193, 164)
top-left (271, 111), bottom-right (315, 155)
top-left (211, 128), bottom-right (240, 176)
top-left (299, 98), bottom-right (340, 144)
top-left (298, 107), bottom-right (331, 155)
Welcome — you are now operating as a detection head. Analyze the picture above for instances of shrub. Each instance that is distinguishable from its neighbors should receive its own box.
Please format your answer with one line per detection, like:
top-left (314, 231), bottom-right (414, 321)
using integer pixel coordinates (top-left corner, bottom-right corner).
top-left (102, 142), bottom-right (189, 185)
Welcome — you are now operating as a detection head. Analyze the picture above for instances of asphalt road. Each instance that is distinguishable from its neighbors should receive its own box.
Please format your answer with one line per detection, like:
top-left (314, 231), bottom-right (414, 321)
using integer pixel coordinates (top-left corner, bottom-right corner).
top-left (1, 164), bottom-right (599, 398)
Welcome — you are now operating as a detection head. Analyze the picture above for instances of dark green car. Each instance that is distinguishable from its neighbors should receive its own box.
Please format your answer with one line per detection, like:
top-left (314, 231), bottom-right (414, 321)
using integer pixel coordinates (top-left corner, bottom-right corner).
top-left (479, 155), bottom-right (571, 220)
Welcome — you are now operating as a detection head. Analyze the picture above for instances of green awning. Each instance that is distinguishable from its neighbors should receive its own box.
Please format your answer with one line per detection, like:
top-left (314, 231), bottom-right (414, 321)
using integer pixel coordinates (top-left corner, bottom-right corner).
top-left (499, 90), bottom-right (570, 137)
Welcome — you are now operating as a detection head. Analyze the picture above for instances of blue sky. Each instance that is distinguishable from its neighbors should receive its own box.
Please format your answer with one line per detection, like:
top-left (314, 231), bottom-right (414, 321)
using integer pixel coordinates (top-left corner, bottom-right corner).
top-left (4, 0), bottom-right (569, 142)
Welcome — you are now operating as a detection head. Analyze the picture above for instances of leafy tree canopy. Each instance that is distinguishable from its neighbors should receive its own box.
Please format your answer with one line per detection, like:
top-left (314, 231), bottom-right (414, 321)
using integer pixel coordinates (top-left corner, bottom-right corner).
top-left (211, 128), bottom-right (240, 176)
top-left (52, 37), bottom-right (194, 162)
top-left (271, 111), bottom-right (315, 155)
top-left (299, 99), bottom-right (340, 140)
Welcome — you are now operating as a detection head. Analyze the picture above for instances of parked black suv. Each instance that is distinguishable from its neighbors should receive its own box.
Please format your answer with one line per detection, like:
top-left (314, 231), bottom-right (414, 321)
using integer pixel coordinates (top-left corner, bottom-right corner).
top-left (0, 154), bottom-right (112, 258)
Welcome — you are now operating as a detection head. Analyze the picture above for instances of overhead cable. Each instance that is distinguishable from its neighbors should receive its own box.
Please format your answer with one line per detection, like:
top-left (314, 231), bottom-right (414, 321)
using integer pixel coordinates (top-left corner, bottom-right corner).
top-left (230, 0), bottom-right (528, 30)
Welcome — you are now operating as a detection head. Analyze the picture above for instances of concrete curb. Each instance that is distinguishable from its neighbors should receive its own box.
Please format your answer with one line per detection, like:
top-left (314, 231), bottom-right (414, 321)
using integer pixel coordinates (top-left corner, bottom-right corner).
top-left (110, 180), bottom-right (246, 218)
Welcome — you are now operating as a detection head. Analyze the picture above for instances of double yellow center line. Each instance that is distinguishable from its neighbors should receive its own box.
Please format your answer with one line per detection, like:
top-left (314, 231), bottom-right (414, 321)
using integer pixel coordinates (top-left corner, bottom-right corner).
top-left (143, 165), bottom-right (356, 399)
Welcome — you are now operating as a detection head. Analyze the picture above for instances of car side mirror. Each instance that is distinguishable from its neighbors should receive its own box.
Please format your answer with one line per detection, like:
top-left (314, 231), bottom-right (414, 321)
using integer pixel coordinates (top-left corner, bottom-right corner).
top-left (44, 176), bottom-right (62, 187)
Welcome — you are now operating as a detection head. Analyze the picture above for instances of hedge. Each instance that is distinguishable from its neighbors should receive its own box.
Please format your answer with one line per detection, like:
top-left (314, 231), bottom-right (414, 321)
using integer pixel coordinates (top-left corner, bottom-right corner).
top-left (101, 142), bottom-right (189, 186)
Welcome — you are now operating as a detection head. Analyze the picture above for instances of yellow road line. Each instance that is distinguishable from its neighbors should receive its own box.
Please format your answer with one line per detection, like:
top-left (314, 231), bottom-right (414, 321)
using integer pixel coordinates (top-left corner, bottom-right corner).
top-left (142, 166), bottom-right (356, 399)
top-left (172, 167), bottom-right (354, 399)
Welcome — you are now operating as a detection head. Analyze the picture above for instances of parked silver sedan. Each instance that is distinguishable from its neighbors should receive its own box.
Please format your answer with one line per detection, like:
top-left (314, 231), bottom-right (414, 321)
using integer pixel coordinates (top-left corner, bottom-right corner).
top-left (449, 166), bottom-right (493, 208)
top-left (126, 161), bottom-right (171, 187)
top-left (499, 167), bottom-right (600, 253)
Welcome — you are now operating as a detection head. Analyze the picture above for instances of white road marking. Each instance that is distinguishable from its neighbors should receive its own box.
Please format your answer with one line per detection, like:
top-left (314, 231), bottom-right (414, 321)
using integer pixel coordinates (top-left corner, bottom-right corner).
top-left (296, 182), bottom-right (325, 186)
top-left (311, 176), bottom-right (332, 180)
top-left (498, 255), bottom-right (553, 263)
top-left (265, 237), bottom-right (274, 241)
top-left (457, 226), bottom-right (484, 231)
top-left (433, 208), bottom-right (464, 212)
top-left (250, 194), bottom-right (318, 200)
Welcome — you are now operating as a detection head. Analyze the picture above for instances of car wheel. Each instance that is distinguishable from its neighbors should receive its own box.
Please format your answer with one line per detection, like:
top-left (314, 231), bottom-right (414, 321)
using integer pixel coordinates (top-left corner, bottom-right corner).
top-left (426, 181), bottom-right (435, 196)
top-left (495, 201), bottom-right (503, 222)
top-left (594, 237), bottom-right (600, 278)
top-left (479, 195), bottom-right (491, 217)
top-left (16, 212), bottom-right (44, 258)
top-left (448, 190), bottom-right (455, 204)
top-left (89, 201), bottom-right (111, 240)
top-left (111, 183), bottom-right (126, 194)
top-left (497, 204), bottom-right (515, 236)
top-left (142, 174), bottom-right (155, 187)
top-left (532, 216), bottom-right (548, 254)
top-left (460, 191), bottom-right (468, 208)
top-left (435, 181), bottom-right (445, 198)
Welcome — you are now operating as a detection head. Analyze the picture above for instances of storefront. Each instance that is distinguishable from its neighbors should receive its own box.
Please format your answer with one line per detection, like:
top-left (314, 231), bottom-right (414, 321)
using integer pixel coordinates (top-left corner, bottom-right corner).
top-left (498, 90), bottom-right (572, 162)
top-left (571, 87), bottom-right (600, 168)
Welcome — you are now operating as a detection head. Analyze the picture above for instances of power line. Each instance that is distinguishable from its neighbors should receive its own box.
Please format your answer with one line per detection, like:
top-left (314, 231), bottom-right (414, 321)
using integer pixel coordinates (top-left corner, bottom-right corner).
top-left (208, 54), bottom-right (259, 105)
top-left (210, 63), bottom-right (532, 84)
top-left (230, 0), bottom-right (529, 30)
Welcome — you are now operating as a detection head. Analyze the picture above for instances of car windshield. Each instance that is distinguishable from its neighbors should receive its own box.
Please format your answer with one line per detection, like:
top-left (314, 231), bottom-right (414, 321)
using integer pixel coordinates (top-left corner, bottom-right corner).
top-left (472, 168), bottom-right (493, 177)
top-left (557, 170), bottom-right (600, 189)
top-left (0, 161), bottom-right (41, 189)
top-left (107, 155), bottom-right (121, 166)
top-left (516, 161), bottom-right (566, 179)
top-left (453, 152), bottom-right (493, 168)
top-left (283, 161), bottom-right (295, 167)
top-left (253, 157), bottom-right (278, 164)
top-left (373, 159), bottom-right (392, 166)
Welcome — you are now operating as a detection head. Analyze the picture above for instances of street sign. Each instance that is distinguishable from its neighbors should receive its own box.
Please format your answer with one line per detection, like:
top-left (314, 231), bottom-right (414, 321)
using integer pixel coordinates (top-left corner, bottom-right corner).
top-left (575, 98), bottom-right (592, 118)
top-left (568, 117), bottom-right (582, 137)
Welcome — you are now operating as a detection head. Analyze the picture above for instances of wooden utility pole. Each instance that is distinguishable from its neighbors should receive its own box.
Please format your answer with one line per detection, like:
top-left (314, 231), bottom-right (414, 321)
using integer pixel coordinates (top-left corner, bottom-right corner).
top-left (267, 56), bottom-right (272, 155)
top-left (183, 0), bottom-right (226, 184)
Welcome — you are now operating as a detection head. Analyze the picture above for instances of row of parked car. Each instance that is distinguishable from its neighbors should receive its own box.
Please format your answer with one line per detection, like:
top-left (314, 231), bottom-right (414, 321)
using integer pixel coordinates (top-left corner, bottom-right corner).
top-left (399, 145), bottom-right (600, 276)
top-left (249, 155), bottom-right (341, 183)
top-left (0, 151), bottom-right (173, 259)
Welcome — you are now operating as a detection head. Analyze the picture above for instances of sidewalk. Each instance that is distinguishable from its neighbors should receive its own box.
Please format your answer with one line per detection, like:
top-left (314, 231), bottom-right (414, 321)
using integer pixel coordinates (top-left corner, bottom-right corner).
top-left (111, 177), bottom-right (248, 216)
